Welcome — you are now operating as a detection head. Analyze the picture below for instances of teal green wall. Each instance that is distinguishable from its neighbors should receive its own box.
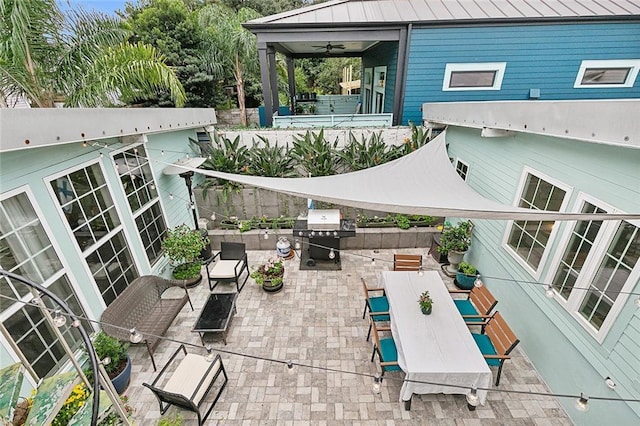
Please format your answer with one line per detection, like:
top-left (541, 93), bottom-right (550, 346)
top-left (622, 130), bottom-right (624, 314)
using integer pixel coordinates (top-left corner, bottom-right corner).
top-left (0, 128), bottom-right (198, 352)
top-left (446, 127), bottom-right (640, 425)
top-left (362, 41), bottom-right (398, 114)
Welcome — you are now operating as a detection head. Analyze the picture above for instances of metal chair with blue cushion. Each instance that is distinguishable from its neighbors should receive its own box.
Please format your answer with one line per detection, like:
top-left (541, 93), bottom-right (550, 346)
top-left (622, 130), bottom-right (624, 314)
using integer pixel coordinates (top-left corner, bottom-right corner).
top-left (450, 284), bottom-right (497, 329)
top-left (361, 277), bottom-right (390, 341)
top-left (208, 242), bottom-right (249, 292)
top-left (470, 312), bottom-right (519, 386)
top-left (370, 320), bottom-right (402, 376)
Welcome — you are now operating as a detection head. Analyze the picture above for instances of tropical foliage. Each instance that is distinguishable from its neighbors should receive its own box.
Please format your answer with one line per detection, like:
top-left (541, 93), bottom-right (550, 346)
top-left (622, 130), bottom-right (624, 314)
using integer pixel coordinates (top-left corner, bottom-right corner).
top-left (124, 0), bottom-right (217, 107)
top-left (198, 3), bottom-right (261, 126)
top-left (0, 0), bottom-right (185, 107)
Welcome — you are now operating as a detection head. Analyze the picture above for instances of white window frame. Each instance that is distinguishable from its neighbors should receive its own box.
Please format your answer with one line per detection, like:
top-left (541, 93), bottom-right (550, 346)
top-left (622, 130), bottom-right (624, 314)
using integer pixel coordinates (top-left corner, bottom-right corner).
top-left (443, 62), bottom-right (507, 91)
top-left (46, 159), bottom-right (142, 307)
top-left (111, 141), bottom-right (167, 267)
top-left (454, 158), bottom-right (470, 181)
top-left (502, 167), bottom-right (572, 279)
top-left (542, 193), bottom-right (640, 342)
top-left (0, 185), bottom-right (94, 381)
top-left (574, 59), bottom-right (640, 88)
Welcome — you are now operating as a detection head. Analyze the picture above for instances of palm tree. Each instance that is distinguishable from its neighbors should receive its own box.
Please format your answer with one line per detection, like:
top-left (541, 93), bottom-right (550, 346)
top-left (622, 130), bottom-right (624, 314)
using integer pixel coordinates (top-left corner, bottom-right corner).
top-left (0, 0), bottom-right (185, 107)
top-left (199, 4), bottom-right (260, 126)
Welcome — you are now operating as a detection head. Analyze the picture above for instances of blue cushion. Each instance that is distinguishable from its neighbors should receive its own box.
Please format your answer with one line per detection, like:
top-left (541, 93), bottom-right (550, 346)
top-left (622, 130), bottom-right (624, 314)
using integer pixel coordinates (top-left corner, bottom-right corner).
top-left (369, 296), bottom-right (389, 312)
top-left (454, 299), bottom-right (482, 322)
top-left (472, 333), bottom-right (501, 366)
top-left (379, 337), bottom-right (402, 372)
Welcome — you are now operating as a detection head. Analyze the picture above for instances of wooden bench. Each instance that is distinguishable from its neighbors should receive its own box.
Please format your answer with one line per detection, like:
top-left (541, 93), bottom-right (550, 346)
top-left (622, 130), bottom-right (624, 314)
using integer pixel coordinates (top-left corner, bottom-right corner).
top-left (470, 311), bottom-right (519, 385)
top-left (393, 254), bottom-right (422, 271)
top-left (100, 275), bottom-right (193, 370)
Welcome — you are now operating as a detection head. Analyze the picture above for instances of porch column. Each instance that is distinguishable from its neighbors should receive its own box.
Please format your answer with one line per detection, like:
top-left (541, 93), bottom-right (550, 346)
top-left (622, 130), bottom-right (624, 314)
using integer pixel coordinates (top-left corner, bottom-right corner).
top-left (286, 56), bottom-right (296, 112)
top-left (268, 46), bottom-right (279, 116)
top-left (258, 42), bottom-right (273, 126)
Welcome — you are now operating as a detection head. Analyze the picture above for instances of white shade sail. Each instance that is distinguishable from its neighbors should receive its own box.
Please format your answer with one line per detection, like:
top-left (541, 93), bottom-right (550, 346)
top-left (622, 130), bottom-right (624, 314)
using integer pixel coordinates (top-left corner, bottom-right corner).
top-left (170, 132), bottom-right (639, 221)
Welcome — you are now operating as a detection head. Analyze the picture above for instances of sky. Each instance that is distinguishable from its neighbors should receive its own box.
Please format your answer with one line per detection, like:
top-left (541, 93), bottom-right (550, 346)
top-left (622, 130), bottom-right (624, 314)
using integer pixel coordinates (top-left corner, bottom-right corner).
top-left (59, 0), bottom-right (130, 16)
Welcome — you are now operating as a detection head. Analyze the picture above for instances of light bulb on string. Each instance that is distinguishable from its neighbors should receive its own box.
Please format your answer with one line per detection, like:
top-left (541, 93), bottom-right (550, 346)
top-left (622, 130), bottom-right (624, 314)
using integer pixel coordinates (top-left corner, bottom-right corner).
top-left (205, 346), bottom-right (215, 362)
top-left (286, 360), bottom-right (296, 374)
top-left (190, 202), bottom-right (196, 211)
top-left (294, 240), bottom-right (301, 250)
top-left (328, 249), bottom-right (336, 260)
top-left (71, 318), bottom-right (81, 328)
top-left (82, 141), bottom-right (87, 148)
top-left (474, 274), bottom-right (484, 288)
top-left (418, 265), bottom-right (424, 276)
top-left (575, 393), bottom-right (589, 412)
top-left (161, 150), bottom-right (165, 156)
top-left (129, 328), bottom-right (143, 343)
top-left (210, 213), bottom-right (216, 221)
top-left (371, 258), bottom-right (376, 266)
top-left (372, 374), bottom-right (382, 394)
top-left (263, 231), bottom-right (269, 240)
top-left (169, 193), bottom-right (174, 200)
top-left (634, 297), bottom-right (640, 308)
top-left (150, 183), bottom-right (155, 190)
top-left (52, 309), bottom-right (67, 328)
top-left (545, 284), bottom-right (555, 298)
top-left (101, 357), bottom-right (111, 366)
top-left (99, 152), bottom-right (104, 158)
top-left (31, 293), bottom-right (42, 305)
top-left (466, 385), bottom-right (480, 411)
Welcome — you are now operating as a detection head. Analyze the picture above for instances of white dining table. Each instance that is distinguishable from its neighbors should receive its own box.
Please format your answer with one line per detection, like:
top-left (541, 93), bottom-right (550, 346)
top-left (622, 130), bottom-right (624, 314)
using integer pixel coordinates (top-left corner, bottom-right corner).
top-left (381, 270), bottom-right (491, 409)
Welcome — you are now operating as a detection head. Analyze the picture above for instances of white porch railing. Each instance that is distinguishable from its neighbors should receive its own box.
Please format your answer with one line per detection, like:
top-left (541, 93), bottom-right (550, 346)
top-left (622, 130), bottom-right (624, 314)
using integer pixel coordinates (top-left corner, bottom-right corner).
top-left (273, 113), bottom-right (393, 128)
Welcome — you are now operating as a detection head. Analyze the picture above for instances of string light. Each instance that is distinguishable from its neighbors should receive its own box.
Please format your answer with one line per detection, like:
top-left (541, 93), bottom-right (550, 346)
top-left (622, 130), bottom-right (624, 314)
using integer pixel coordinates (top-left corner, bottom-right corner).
top-left (99, 152), bottom-right (103, 158)
top-left (1, 291), bottom-right (639, 408)
top-left (169, 193), bottom-right (174, 200)
top-left (575, 393), bottom-right (589, 411)
top-left (71, 318), bottom-right (81, 328)
top-left (372, 373), bottom-right (382, 394)
top-left (466, 385), bottom-right (480, 411)
top-left (129, 328), bottom-right (143, 343)
top-left (286, 360), bottom-right (296, 374)
top-left (474, 274), bottom-right (483, 288)
top-left (294, 239), bottom-right (301, 250)
top-left (605, 377), bottom-right (616, 390)
top-left (82, 141), bottom-right (87, 148)
top-left (328, 249), bottom-right (336, 259)
top-left (418, 265), bottom-right (424, 276)
top-left (190, 202), bottom-right (196, 210)
top-left (210, 213), bottom-right (216, 221)
top-left (205, 346), bottom-right (215, 362)
top-left (263, 230), bottom-right (269, 240)
top-left (545, 284), bottom-right (555, 298)
top-left (101, 357), bottom-right (111, 366)
top-left (371, 258), bottom-right (375, 266)
top-left (635, 297), bottom-right (640, 308)
top-left (52, 309), bottom-right (67, 327)
top-left (161, 150), bottom-right (165, 156)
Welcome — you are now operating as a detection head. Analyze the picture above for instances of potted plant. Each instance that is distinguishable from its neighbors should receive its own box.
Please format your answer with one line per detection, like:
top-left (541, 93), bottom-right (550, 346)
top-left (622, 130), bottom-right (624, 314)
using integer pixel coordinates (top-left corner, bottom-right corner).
top-left (456, 261), bottom-right (478, 290)
top-left (91, 331), bottom-right (131, 394)
top-left (250, 257), bottom-right (285, 293)
top-left (436, 220), bottom-right (473, 274)
top-left (418, 291), bottom-right (433, 315)
top-left (162, 224), bottom-right (208, 286)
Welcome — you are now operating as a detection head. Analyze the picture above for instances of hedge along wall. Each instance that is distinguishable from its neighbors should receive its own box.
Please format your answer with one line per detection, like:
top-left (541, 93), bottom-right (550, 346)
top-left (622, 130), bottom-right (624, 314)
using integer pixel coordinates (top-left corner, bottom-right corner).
top-left (216, 126), bottom-right (413, 149)
top-left (194, 186), bottom-right (390, 228)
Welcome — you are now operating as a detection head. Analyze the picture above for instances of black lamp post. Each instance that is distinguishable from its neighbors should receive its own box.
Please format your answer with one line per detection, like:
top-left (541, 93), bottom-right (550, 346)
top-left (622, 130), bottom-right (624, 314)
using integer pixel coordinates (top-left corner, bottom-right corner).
top-left (163, 157), bottom-right (207, 230)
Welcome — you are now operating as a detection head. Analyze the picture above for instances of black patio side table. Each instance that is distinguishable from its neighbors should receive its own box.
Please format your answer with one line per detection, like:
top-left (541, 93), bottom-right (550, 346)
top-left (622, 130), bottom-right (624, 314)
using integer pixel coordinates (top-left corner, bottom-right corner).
top-left (192, 292), bottom-right (238, 345)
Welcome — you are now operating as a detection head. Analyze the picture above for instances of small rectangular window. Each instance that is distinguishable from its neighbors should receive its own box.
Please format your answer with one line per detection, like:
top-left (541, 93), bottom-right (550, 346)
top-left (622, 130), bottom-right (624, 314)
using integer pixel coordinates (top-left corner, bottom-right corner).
top-left (443, 63), bottom-right (506, 91)
top-left (574, 60), bottom-right (640, 88)
top-left (455, 159), bottom-right (469, 181)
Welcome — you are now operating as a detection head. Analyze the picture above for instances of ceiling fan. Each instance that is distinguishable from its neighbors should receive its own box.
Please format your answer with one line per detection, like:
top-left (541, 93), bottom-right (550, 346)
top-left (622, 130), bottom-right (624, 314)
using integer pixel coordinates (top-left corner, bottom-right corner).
top-left (311, 42), bottom-right (346, 54)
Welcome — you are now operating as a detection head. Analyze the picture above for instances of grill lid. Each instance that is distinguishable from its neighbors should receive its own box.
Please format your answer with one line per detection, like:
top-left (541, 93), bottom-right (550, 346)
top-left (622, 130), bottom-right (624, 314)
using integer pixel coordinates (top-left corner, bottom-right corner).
top-left (307, 209), bottom-right (341, 230)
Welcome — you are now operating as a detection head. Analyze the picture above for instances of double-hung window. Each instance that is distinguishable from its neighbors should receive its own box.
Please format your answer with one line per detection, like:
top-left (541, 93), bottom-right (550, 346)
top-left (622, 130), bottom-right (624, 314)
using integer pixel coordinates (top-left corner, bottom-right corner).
top-left (574, 59), bottom-right (640, 88)
top-left (505, 169), bottom-right (569, 274)
top-left (49, 163), bottom-right (139, 305)
top-left (0, 190), bottom-right (91, 380)
top-left (113, 144), bottom-right (167, 266)
top-left (549, 196), bottom-right (640, 339)
top-left (443, 63), bottom-right (506, 91)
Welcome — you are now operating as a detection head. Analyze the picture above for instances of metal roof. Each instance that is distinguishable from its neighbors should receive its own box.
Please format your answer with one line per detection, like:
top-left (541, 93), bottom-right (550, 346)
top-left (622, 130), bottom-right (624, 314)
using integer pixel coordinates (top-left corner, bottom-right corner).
top-left (246, 0), bottom-right (640, 27)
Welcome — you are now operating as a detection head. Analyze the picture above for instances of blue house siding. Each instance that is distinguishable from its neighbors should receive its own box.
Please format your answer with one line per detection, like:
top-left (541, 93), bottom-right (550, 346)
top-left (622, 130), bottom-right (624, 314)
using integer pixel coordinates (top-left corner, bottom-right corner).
top-left (445, 126), bottom-right (640, 425)
top-left (362, 41), bottom-right (398, 114)
top-left (402, 22), bottom-right (640, 124)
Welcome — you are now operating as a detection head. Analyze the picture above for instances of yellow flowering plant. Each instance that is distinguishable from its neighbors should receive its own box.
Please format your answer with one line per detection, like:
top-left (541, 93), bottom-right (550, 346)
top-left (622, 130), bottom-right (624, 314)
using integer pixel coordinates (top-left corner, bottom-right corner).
top-left (52, 383), bottom-right (89, 426)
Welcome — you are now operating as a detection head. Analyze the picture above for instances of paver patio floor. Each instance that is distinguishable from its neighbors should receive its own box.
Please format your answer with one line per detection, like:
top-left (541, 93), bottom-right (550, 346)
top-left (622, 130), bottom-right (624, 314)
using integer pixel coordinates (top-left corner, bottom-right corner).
top-left (124, 248), bottom-right (571, 425)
